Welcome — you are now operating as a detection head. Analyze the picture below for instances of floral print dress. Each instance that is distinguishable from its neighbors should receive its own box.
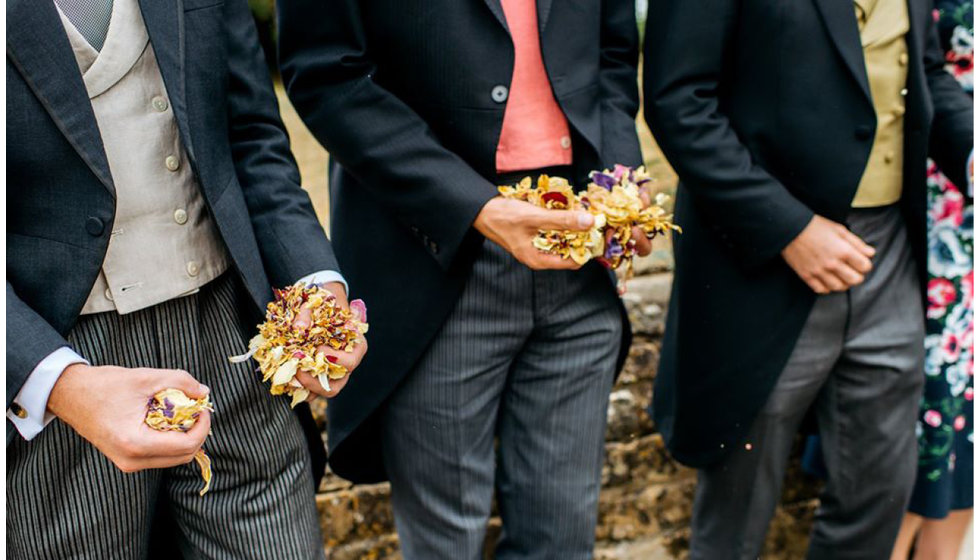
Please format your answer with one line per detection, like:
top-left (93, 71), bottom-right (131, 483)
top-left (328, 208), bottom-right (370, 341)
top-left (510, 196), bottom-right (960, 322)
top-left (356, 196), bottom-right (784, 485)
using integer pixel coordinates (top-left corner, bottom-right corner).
top-left (907, 0), bottom-right (973, 519)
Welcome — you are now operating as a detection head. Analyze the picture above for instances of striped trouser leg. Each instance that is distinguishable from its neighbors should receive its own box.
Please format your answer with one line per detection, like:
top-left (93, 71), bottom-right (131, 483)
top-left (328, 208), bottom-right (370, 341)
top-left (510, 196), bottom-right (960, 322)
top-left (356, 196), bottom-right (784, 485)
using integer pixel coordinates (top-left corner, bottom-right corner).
top-left (380, 241), bottom-right (622, 560)
top-left (7, 274), bottom-right (324, 560)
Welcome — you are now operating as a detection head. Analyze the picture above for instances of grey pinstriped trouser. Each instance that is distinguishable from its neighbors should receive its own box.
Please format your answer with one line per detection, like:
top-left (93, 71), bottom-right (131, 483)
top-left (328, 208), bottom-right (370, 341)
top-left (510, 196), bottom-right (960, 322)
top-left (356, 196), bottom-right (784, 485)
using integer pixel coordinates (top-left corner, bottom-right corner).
top-left (6, 274), bottom-right (324, 559)
top-left (381, 241), bottom-right (624, 560)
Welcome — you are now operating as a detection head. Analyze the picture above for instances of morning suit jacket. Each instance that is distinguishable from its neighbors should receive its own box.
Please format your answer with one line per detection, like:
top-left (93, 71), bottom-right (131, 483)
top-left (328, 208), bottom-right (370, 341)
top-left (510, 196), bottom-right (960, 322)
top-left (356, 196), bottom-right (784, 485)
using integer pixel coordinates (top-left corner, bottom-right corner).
top-left (6, 0), bottom-right (335, 478)
top-left (643, 0), bottom-right (973, 467)
top-left (278, 0), bottom-right (642, 483)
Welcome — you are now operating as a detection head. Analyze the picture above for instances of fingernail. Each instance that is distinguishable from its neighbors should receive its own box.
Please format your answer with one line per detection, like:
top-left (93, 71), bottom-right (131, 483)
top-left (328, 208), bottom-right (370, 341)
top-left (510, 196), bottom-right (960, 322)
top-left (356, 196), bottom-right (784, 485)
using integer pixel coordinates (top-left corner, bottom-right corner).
top-left (577, 213), bottom-right (594, 228)
top-left (200, 384), bottom-right (210, 394)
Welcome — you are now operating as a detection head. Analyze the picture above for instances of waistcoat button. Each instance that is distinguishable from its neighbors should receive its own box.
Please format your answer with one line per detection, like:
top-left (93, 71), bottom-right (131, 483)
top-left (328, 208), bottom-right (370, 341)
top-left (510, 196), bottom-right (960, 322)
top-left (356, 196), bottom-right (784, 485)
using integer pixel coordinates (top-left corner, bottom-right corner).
top-left (187, 261), bottom-right (200, 277)
top-left (174, 209), bottom-right (188, 225)
top-left (152, 96), bottom-right (169, 112)
top-left (86, 217), bottom-right (105, 236)
top-left (165, 155), bottom-right (180, 172)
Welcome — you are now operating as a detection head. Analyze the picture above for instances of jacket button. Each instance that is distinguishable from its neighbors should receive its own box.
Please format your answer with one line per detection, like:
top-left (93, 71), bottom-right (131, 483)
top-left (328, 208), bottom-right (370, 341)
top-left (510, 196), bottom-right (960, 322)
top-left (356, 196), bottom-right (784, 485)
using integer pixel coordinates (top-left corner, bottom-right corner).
top-left (428, 240), bottom-right (440, 255)
top-left (855, 125), bottom-right (873, 140)
top-left (86, 217), bottom-right (105, 236)
top-left (491, 85), bottom-right (509, 103)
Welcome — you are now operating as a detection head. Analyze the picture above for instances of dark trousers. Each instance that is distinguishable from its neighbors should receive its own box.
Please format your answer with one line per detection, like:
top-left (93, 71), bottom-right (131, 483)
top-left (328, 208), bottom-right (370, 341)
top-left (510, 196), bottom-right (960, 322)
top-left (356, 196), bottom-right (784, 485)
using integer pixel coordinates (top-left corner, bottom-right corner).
top-left (690, 206), bottom-right (926, 560)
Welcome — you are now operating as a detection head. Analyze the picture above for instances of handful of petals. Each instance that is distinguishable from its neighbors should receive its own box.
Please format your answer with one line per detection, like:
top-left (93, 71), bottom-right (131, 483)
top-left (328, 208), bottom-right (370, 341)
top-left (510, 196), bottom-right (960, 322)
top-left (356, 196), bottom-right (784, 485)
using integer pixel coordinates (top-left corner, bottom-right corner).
top-left (498, 165), bottom-right (680, 287)
top-left (145, 388), bottom-right (213, 496)
top-left (497, 175), bottom-right (606, 265)
top-left (582, 165), bottom-right (681, 284)
top-left (229, 284), bottom-right (369, 407)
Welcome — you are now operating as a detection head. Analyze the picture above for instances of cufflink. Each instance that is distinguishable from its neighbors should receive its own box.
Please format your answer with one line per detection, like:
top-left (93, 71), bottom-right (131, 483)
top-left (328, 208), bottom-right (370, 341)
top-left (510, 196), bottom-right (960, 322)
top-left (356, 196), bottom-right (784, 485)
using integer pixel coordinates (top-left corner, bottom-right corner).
top-left (9, 403), bottom-right (27, 419)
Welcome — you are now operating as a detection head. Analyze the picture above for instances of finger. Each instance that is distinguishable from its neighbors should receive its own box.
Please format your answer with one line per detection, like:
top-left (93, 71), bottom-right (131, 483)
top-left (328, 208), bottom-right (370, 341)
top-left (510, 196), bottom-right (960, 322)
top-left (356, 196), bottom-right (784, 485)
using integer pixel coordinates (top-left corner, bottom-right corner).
top-left (632, 227), bottom-right (653, 257)
top-left (294, 370), bottom-right (327, 396)
top-left (323, 373), bottom-right (350, 398)
top-left (806, 276), bottom-right (830, 295)
top-left (830, 261), bottom-right (865, 286)
top-left (139, 410), bottom-right (211, 458)
top-left (524, 251), bottom-right (584, 270)
top-left (320, 348), bottom-right (358, 372)
top-left (149, 369), bottom-right (210, 400)
top-left (638, 188), bottom-right (652, 208)
top-left (529, 207), bottom-right (595, 232)
top-left (838, 227), bottom-right (875, 258)
top-left (841, 247), bottom-right (873, 274)
top-left (292, 306), bottom-right (313, 330)
top-left (818, 271), bottom-right (848, 292)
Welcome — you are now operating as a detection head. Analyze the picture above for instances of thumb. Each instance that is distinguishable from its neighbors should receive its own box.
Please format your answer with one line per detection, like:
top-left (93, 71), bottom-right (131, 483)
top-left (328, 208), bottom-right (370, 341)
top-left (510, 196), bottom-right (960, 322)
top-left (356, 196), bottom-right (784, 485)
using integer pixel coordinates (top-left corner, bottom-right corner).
top-left (159, 369), bottom-right (210, 400)
top-left (530, 207), bottom-right (595, 232)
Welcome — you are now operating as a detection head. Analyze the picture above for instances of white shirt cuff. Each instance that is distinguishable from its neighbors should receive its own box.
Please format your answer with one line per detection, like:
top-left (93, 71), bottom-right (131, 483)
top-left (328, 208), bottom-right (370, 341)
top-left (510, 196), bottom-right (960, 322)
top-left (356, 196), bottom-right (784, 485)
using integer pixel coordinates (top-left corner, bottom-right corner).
top-left (296, 270), bottom-right (348, 296)
top-left (8, 347), bottom-right (88, 440)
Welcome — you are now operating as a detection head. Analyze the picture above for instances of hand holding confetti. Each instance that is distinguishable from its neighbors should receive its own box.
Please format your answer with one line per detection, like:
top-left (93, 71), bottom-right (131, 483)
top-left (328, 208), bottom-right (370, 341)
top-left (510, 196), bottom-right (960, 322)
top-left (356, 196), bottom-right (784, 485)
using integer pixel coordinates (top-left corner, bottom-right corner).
top-left (497, 165), bottom-right (680, 290)
top-left (230, 283), bottom-right (369, 407)
top-left (145, 388), bottom-right (213, 496)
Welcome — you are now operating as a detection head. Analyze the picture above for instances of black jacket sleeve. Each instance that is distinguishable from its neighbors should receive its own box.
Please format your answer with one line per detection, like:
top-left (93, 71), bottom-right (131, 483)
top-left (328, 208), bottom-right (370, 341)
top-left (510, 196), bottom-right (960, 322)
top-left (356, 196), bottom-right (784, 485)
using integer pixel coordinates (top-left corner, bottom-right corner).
top-left (224, 0), bottom-right (339, 287)
top-left (642, 0), bottom-right (814, 268)
top-left (923, 6), bottom-right (974, 191)
top-left (276, 0), bottom-right (497, 272)
top-left (6, 283), bottom-right (71, 408)
top-left (599, 0), bottom-right (644, 167)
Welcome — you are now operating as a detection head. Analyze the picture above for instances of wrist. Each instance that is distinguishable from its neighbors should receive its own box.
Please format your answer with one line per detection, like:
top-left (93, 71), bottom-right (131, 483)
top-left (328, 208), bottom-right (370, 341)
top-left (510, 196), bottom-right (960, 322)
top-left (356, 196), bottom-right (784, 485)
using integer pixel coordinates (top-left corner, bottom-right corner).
top-left (473, 197), bottom-right (505, 237)
top-left (46, 362), bottom-right (90, 419)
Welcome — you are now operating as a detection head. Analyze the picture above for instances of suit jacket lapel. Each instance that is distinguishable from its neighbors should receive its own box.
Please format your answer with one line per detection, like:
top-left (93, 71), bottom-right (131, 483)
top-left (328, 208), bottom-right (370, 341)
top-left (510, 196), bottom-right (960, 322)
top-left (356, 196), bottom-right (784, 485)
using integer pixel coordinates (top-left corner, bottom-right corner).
top-left (812, 0), bottom-right (873, 103)
top-left (138, 0), bottom-right (196, 161)
top-left (483, 0), bottom-right (508, 32)
top-left (7, 0), bottom-right (114, 194)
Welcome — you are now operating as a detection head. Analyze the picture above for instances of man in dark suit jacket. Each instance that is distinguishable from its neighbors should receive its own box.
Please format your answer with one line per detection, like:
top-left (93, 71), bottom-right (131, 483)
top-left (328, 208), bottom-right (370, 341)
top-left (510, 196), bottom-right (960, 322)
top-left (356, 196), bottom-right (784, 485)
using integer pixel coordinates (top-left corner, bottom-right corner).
top-left (644, 0), bottom-right (973, 557)
top-left (6, 0), bottom-right (363, 557)
top-left (278, 0), bottom-right (641, 557)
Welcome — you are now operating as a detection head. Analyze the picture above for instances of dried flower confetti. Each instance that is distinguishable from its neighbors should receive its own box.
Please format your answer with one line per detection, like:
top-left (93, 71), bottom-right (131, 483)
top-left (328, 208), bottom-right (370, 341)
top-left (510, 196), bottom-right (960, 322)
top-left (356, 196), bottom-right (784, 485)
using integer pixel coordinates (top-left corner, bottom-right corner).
top-left (497, 165), bottom-right (680, 289)
top-left (582, 165), bottom-right (681, 286)
top-left (229, 283), bottom-right (369, 408)
top-left (145, 388), bottom-right (213, 496)
top-left (498, 175), bottom-right (606, 265)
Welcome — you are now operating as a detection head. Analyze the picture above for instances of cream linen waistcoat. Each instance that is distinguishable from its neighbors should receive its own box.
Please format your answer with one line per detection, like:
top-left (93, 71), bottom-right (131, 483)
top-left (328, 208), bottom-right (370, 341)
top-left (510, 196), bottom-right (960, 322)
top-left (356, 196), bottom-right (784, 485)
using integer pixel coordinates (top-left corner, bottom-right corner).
top-left (57, 0), bottom-right (230, 315)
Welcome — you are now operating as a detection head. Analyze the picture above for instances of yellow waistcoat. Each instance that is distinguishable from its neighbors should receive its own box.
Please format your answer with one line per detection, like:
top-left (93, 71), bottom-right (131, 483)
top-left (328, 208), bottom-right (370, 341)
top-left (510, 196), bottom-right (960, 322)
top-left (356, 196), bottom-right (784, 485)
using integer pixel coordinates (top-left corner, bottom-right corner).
top-left (852, 0), bottom-right (910, 207)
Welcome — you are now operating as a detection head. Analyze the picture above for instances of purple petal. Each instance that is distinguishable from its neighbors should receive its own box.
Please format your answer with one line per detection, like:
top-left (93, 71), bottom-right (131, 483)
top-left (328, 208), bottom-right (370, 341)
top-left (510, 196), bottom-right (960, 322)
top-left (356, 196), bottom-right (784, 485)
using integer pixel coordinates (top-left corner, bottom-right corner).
top-left (590, 172), bottom-right (616, 190)
top-left (604, 239), bottom-right (625, 259)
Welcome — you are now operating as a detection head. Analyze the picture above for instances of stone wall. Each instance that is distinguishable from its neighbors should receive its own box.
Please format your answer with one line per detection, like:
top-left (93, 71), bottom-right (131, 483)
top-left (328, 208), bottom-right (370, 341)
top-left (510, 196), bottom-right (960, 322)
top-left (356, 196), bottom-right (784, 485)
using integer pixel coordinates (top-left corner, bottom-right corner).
top-left (310, 257), bottom-right (822, 559)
